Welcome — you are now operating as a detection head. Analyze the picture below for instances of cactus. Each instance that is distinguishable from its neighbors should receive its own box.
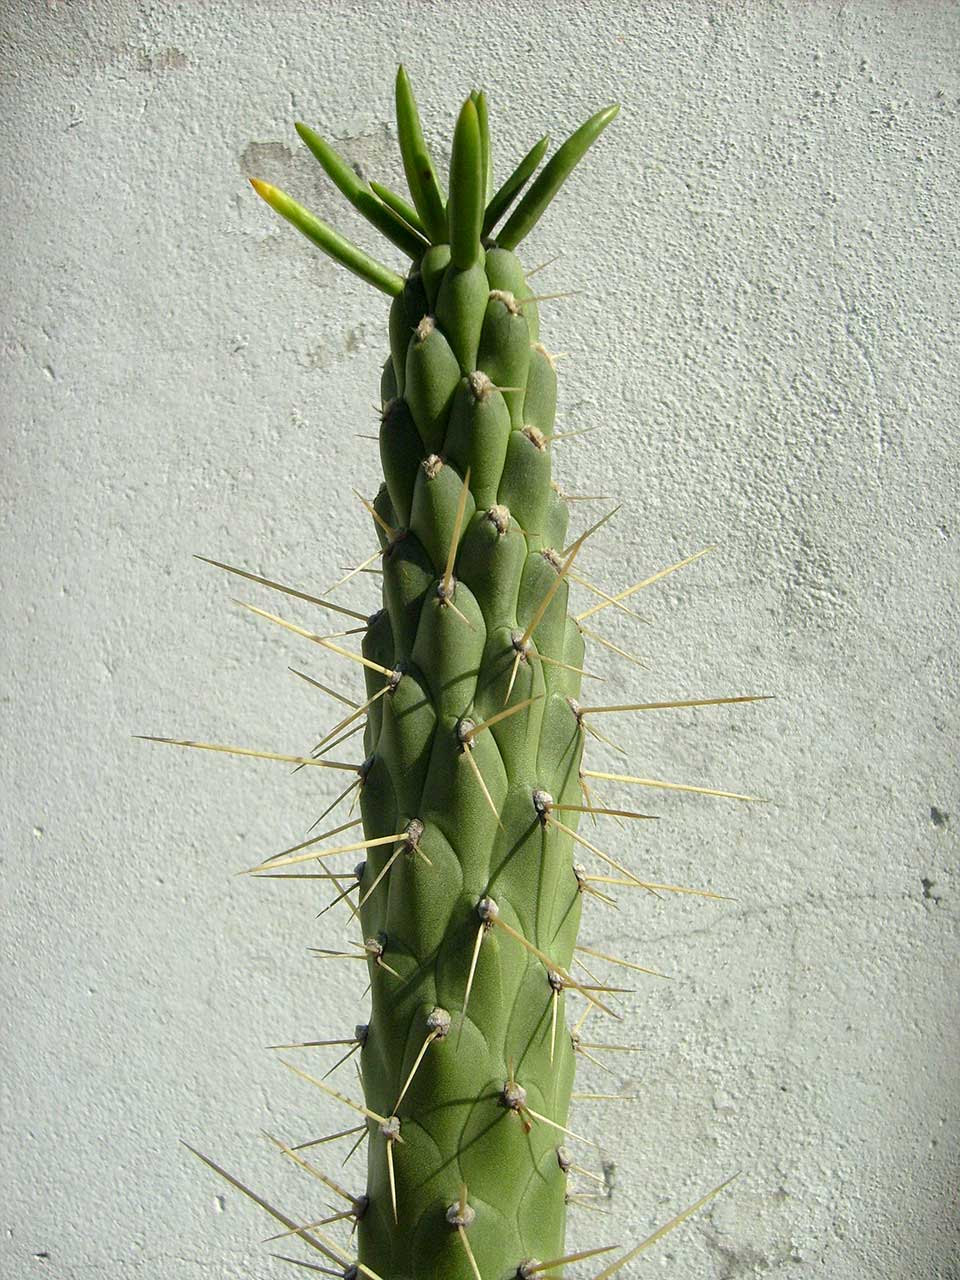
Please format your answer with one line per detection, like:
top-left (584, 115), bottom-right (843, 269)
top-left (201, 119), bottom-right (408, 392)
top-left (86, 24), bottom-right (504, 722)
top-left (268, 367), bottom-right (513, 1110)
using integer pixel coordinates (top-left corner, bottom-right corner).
top-left (144, 67), bottom-right (764, 1280)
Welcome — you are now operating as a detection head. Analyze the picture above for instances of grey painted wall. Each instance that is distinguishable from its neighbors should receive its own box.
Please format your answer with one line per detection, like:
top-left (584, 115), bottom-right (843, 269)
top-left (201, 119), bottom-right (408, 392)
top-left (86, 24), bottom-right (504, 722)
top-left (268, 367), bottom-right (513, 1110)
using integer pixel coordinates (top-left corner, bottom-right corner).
top-left (3, 2), bottom-right (958, 1276)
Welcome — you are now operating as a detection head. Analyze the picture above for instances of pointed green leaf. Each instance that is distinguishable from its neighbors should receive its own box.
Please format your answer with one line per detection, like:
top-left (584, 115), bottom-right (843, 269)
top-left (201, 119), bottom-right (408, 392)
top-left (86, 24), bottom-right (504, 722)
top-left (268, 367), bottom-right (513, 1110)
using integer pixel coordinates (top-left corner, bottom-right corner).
top-left (369, 180), bottom-right (427, 237)
top-left (448, 97), bottom-right (484, 269)
top-left (481, 133), bottom-right (550, 238)
top-left (249, 180), bottom-right (404, 297)
top-left (474, 90), bottom-right (493, 202)
top-left (497, 103), bottom-right (620, 250)
top-left (294, 123), bottom-right (429, 259)
top-left (394, 64), bottom-right (447, 243)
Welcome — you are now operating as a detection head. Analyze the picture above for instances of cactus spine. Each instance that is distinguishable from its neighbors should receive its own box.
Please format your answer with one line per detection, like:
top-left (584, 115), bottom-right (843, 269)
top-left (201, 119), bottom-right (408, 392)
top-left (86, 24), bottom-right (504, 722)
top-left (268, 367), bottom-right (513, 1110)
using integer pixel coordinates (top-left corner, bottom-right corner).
top-left (149, 66), bottom-right (761, 1280)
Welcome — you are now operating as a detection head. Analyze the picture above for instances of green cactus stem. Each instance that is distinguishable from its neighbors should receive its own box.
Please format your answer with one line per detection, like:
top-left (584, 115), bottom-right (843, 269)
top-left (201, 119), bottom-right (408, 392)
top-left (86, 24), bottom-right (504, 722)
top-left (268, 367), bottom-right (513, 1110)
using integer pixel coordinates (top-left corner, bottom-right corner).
top-left (146, 65), bottom-right (765, 1280)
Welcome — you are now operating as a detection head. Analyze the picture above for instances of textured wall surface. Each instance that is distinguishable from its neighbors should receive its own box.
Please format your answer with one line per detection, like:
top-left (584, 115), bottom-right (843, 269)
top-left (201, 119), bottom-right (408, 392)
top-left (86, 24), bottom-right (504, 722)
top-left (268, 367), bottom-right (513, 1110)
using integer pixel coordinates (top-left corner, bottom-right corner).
top-left (3, 1), bottom-right (958, 1276)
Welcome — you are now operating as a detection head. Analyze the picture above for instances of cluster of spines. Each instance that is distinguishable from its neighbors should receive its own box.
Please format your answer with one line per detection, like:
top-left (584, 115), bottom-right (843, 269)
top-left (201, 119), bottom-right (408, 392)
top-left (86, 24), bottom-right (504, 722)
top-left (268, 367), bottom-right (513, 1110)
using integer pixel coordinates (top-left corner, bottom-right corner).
top-left (146, 66), bottom-right (765, 1280)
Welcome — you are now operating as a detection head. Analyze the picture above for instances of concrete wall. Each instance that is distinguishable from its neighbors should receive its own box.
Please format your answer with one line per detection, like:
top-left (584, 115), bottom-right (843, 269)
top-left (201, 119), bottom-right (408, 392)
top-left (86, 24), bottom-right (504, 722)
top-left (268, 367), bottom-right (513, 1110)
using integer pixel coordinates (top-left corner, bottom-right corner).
top-left (3, 2), bottom-right (958, 1276)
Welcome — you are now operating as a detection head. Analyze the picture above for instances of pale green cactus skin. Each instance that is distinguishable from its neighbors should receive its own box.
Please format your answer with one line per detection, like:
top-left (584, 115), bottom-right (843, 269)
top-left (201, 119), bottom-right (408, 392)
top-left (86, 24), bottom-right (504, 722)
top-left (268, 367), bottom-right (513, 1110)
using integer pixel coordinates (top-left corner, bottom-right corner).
top-left (148, 67), bottom-right (754, 1280)
top-left (358, 246), bottom-right (583, 1279)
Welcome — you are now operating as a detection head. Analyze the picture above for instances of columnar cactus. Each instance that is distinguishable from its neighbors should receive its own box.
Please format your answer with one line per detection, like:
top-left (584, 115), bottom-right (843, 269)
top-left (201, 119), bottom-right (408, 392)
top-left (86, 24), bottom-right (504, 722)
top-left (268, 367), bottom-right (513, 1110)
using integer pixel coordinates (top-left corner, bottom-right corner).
top-left (147, 67), bottom-right (761, 1280)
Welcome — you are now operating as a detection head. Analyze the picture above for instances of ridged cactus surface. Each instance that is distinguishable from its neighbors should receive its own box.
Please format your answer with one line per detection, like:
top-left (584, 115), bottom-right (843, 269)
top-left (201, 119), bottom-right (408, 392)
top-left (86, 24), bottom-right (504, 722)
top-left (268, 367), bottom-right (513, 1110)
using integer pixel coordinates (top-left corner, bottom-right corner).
top-left (146, 66), bottom-right (761, 1280)
top-left (358, 245), bottom-right (588, 1280)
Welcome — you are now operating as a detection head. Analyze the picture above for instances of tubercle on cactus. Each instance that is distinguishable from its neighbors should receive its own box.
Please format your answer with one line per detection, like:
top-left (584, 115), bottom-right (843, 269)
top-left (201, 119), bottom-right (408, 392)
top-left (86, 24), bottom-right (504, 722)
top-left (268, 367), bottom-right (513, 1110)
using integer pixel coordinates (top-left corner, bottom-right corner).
top-left (148, 65), bottom-right (767, 1280)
